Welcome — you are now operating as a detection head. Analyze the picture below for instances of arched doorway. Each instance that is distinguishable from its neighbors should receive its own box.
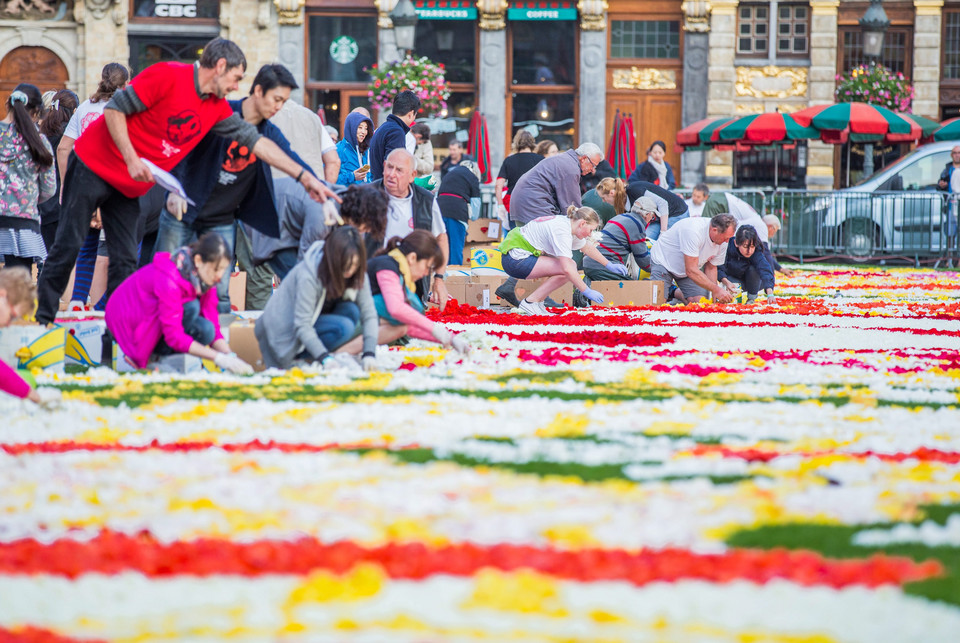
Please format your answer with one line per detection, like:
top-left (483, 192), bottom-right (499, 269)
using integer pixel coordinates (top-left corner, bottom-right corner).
top-left (0, 46), bottom-right (68, 108)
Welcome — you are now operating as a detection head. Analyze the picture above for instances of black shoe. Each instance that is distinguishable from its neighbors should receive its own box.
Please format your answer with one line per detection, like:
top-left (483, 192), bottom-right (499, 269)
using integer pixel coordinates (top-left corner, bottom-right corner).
top-left (572, 290), bottom-right (589, 308)
top-left (495, 285), bottom-right (520, 308)
top-left (543, 297), bottom-right (564, 308)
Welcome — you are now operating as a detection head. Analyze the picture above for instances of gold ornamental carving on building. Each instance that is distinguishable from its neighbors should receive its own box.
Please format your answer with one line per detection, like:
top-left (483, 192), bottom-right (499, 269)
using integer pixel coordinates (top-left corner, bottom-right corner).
top-left (578, 0), bottom-right (607, 31)
top-left (477, 0), bottom-right (508, 30)
top-left (375, 0), bottom-right (398, 29)
top-left (612, 68), bottom-right (677, 91)
top-left (735, 66), bottom-right (808, 99)
top-left (681, 0), bottom-right (711, 32)
top-left (274, 0), bottom-right (305, 26)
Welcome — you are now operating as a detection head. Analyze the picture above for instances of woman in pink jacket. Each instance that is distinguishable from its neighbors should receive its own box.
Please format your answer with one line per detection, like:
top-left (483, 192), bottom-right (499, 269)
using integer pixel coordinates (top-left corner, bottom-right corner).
top-left (105, 233), bottom-right (251, 374)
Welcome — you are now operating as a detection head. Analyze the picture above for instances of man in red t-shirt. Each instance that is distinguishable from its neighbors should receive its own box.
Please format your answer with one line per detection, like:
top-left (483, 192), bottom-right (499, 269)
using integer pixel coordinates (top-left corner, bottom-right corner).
top-left (36, 37), bottom-right (336, 325)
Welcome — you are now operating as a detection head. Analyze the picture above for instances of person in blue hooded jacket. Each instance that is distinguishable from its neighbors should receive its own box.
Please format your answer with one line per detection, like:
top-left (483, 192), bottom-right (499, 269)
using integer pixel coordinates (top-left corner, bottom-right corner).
top-left (337, 110), bottom-right (374, 186)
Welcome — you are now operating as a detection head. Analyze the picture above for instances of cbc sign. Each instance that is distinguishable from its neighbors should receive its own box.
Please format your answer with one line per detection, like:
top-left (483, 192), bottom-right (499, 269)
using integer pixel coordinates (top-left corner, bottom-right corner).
top-left (154, 0), bottom-right (198, 17)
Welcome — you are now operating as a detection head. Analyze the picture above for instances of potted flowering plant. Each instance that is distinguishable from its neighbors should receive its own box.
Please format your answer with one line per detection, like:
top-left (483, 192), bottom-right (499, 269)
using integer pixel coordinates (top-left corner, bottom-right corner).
top-left (834, 63), bottom-right (914, 112)
top-left (366, 56), bottom-right (450, 117)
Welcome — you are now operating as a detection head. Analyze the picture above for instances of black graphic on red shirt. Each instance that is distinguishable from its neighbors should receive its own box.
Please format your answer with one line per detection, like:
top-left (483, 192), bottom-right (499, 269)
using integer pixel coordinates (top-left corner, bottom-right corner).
top-left (166, 110), bottom-right (201, 145)
top-left (223, 141), bottom-right (257, 173)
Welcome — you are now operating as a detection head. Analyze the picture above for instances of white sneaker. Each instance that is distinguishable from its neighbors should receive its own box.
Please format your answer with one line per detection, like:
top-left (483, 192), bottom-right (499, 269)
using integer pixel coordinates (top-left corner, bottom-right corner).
top-left (517, 298), bottom-right (543, 315)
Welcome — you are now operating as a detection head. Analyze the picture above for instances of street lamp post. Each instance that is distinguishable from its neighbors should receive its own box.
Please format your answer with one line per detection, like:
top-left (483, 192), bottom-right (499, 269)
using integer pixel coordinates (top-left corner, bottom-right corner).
top-left (859, 0), bottom-right (890, 178)
top-left (391, 0), bottom-right (419, 57)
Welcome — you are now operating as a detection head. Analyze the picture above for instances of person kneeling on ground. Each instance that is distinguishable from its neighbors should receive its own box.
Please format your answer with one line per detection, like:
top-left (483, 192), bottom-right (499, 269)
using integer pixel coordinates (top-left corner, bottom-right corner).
top-left (256, 226), bottom-right (388, 371)
top-left (583, 196), bottom-right (657, 282)
top-left (105, 233), bottom-right (252, 374)
top-left (498, 205), bottom-right (624, 315)
top-left (649, 213), bottom-right (737, 305)
top-left (0, 267), bottom-right (43, 404)
top-left (718, 225), bottom-right (776, 304)
top-left (368, 230), bottom-right (470, 354)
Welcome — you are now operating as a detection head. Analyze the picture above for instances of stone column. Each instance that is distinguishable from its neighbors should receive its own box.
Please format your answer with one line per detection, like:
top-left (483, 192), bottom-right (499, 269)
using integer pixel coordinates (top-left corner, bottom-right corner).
top-left (75, 0), bottom-right (130, 99)
top-left (806, 0), bottom-right (840, 189)
top-left (913, 0), bottom-right (944, 119)
top-left (375, 0), bottom-right (401, 125)
top-left (705, 0), bottom-right (738, 188)
top-left (276, 0), bottom-right (307, 104)
top-left (578, 2), bottom-right (607, 148)
top-left (681, 1), bottom-right (711, 187)
top-left (479, 28), bottom-right (507, 173)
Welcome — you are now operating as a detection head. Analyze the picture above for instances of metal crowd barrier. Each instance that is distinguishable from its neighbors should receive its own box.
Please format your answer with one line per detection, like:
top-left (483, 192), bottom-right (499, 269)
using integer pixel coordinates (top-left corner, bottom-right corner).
top-left (769, 190), bottom-right (960, 265)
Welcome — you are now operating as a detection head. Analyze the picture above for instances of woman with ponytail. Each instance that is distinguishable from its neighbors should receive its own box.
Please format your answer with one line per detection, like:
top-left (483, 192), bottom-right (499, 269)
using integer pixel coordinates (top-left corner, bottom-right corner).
top-left (38, 89), bottom-right (79, 255)
top-left (0, 83), bottom-right (56, 270)
top-left (56, 62), bottom-right (129, 310)
top-left (498, 204), bottom-right (623, 314)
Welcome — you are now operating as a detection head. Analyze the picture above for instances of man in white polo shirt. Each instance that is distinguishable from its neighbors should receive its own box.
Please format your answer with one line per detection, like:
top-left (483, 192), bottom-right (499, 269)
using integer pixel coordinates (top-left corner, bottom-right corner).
top-left (650, 213), bottom-right (737, 304)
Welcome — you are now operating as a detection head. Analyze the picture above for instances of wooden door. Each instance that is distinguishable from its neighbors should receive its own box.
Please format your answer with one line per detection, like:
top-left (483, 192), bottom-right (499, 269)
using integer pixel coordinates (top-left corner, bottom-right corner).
top-left (605, 93), bottom-right (683, 177)
top-left (0, 46), bottom-right (68, 108)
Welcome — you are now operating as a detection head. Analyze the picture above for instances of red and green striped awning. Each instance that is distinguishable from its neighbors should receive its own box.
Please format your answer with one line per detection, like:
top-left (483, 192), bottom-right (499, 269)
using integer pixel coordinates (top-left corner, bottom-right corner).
top-left (715, 112), bottom-right (819, 144)
top-left (792, 103), bottom-right (916, 143)
top-left (413, 0), bottom-right (477, 20)
top-left (508, 1), bottom-right (577, 20)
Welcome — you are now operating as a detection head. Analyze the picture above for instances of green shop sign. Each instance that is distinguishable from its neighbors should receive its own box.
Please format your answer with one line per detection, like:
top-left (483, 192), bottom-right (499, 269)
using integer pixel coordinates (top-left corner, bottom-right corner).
top-left (507, 1), bottom-right (577, 20)
top-left (414, 0), bottom-right (477, 20)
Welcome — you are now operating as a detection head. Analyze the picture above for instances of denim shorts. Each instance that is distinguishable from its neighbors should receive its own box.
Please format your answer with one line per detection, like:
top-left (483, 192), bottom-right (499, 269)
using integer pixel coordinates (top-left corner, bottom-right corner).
top-left (501, 252), bottom-right (539, 279)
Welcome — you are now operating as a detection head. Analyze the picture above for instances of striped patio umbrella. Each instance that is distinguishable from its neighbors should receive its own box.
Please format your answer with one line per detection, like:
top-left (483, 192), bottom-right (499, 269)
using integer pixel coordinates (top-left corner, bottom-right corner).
top-left (467, 111), bottom-right (492, 183)
top-left (792, 103), bottom-right (915, 142)
top-left (932, 117), bottom-right (960, 142)
top-left (715, 112), bottom-right (819, 144)
top-left (675, 116), bottom-right (738, 149)
top-left (623, 113), bottom-right (637, 177)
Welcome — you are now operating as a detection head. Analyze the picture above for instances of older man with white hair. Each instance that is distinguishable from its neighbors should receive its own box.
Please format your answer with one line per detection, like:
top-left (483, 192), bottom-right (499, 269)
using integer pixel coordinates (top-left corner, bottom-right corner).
top-left (496, 142), bottom-right (604, 306)
top-left (371, 148), bottom-right (449, 309)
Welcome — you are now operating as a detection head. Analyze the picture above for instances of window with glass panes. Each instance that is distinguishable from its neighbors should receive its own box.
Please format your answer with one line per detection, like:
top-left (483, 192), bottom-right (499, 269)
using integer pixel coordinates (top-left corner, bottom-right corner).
top-left (944, 11), bottom-right (960, 79)
top-left (738, 4), bottom-right (769, 55)
top-left (610, 20), bottom-right (680, 59)
top-left (841, 28), bottom-right (910, 76)
top-left (776, 4), bottom-right (808, 55)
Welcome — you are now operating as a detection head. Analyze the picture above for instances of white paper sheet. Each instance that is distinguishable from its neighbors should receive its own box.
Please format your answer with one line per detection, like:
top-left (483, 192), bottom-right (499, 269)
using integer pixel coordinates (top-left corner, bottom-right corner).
top-left (140, 158), bottom-right (195, 205)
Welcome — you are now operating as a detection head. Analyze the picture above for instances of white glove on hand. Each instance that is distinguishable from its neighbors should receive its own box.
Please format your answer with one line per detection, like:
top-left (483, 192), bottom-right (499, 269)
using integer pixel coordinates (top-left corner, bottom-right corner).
top-left (431, 324), bottom-right (453, 347)
top-left (497, 204), bottom-right (509, 225)
top-left (214, 352), bottom-right (253, 375)
top-left (450, 334), bottom-right (471, 355)
top-left (361, 354), bottom-right (378, 372)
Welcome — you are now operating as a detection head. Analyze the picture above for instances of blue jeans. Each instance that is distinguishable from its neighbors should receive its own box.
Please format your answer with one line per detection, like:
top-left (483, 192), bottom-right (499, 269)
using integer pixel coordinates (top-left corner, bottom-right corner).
top-left (299, 301), bottom-right (360, 357)
top-left (155, 211), bottom-right (236, 314)
top-left (645, 212), bottom-right (690, 241)
top-left (154, 299), bottom-right (215, 355)
top-left (267, 248), bottom-right (298, 280)
top-left (443, 217), bottom-right (467, 266)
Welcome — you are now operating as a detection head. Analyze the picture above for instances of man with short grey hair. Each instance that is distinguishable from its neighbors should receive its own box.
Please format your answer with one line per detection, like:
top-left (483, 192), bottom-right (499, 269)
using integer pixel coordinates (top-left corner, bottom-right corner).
top-left (496, 141), bottom-right (604, 306)
top-left (650, 213), bottom-right (737, 304)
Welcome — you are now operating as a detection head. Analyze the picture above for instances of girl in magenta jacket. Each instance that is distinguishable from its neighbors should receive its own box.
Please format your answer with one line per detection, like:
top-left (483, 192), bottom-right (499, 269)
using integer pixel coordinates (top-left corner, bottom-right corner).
top-left (104, 233), bottom-right (251, 374)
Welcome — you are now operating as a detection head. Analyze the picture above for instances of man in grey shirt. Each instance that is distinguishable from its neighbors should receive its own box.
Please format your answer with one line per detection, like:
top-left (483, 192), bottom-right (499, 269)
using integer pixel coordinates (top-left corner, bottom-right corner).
top-left (496, 142), bottom-right (604, 306)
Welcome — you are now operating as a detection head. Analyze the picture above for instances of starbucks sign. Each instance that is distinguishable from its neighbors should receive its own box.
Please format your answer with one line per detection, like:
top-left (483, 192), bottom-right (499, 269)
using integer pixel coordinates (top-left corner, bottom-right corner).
top-left (329, 36), bottom-right (359, 65)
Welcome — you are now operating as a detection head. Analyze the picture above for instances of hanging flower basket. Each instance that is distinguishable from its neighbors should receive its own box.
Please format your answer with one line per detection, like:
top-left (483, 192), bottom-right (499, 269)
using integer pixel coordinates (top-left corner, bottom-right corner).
top-left (834, 63), bottom-right (914, 113)
top-left (365, 55), bottom-right (451, 118)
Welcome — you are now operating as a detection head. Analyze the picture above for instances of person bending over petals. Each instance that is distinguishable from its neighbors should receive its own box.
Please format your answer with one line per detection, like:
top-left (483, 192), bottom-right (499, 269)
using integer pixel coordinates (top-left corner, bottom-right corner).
top-left (498, 205), bottom-right (623, 315)
top-left (367, 230), bottom-right (470, 355)
top-left (105, 232), bottom-right (251, 374)
top-left (255, 226), bottom-right (388, 372)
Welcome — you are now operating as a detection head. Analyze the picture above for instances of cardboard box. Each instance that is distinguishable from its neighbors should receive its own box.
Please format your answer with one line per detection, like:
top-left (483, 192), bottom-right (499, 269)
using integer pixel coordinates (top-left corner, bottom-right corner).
top-left (466, 218), bottom-right (504, 243)
top-left (470, 275), bottom-right (506, 305)
top-left (463, 282), bottom-right (494, 308)
top-left (469, 245), bottom-right (506, 276)
top-left (57, 318), bottom-right (107, 366)
top-left (446, 265), bottom-right (471, 277)
top-left (591, 280), bottom-right (666, 306)
top-left (513, 278), bottom-right (575, 306)
top-left (0, 323), bottom-right (66, 373)
top-left (229, 271), bottom-right (247, 312)
top-left (228, 321), bottom-right (266, 372)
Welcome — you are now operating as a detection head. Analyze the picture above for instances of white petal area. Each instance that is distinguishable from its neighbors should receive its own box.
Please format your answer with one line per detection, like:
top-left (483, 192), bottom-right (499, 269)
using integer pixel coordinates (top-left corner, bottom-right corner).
top-left (1, 573), bottom-right (959, 643)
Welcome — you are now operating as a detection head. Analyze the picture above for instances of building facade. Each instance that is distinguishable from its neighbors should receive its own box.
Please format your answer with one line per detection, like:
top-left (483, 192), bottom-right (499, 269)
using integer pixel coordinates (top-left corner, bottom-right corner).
top-left (1, 0), bottom-right (957, 189)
